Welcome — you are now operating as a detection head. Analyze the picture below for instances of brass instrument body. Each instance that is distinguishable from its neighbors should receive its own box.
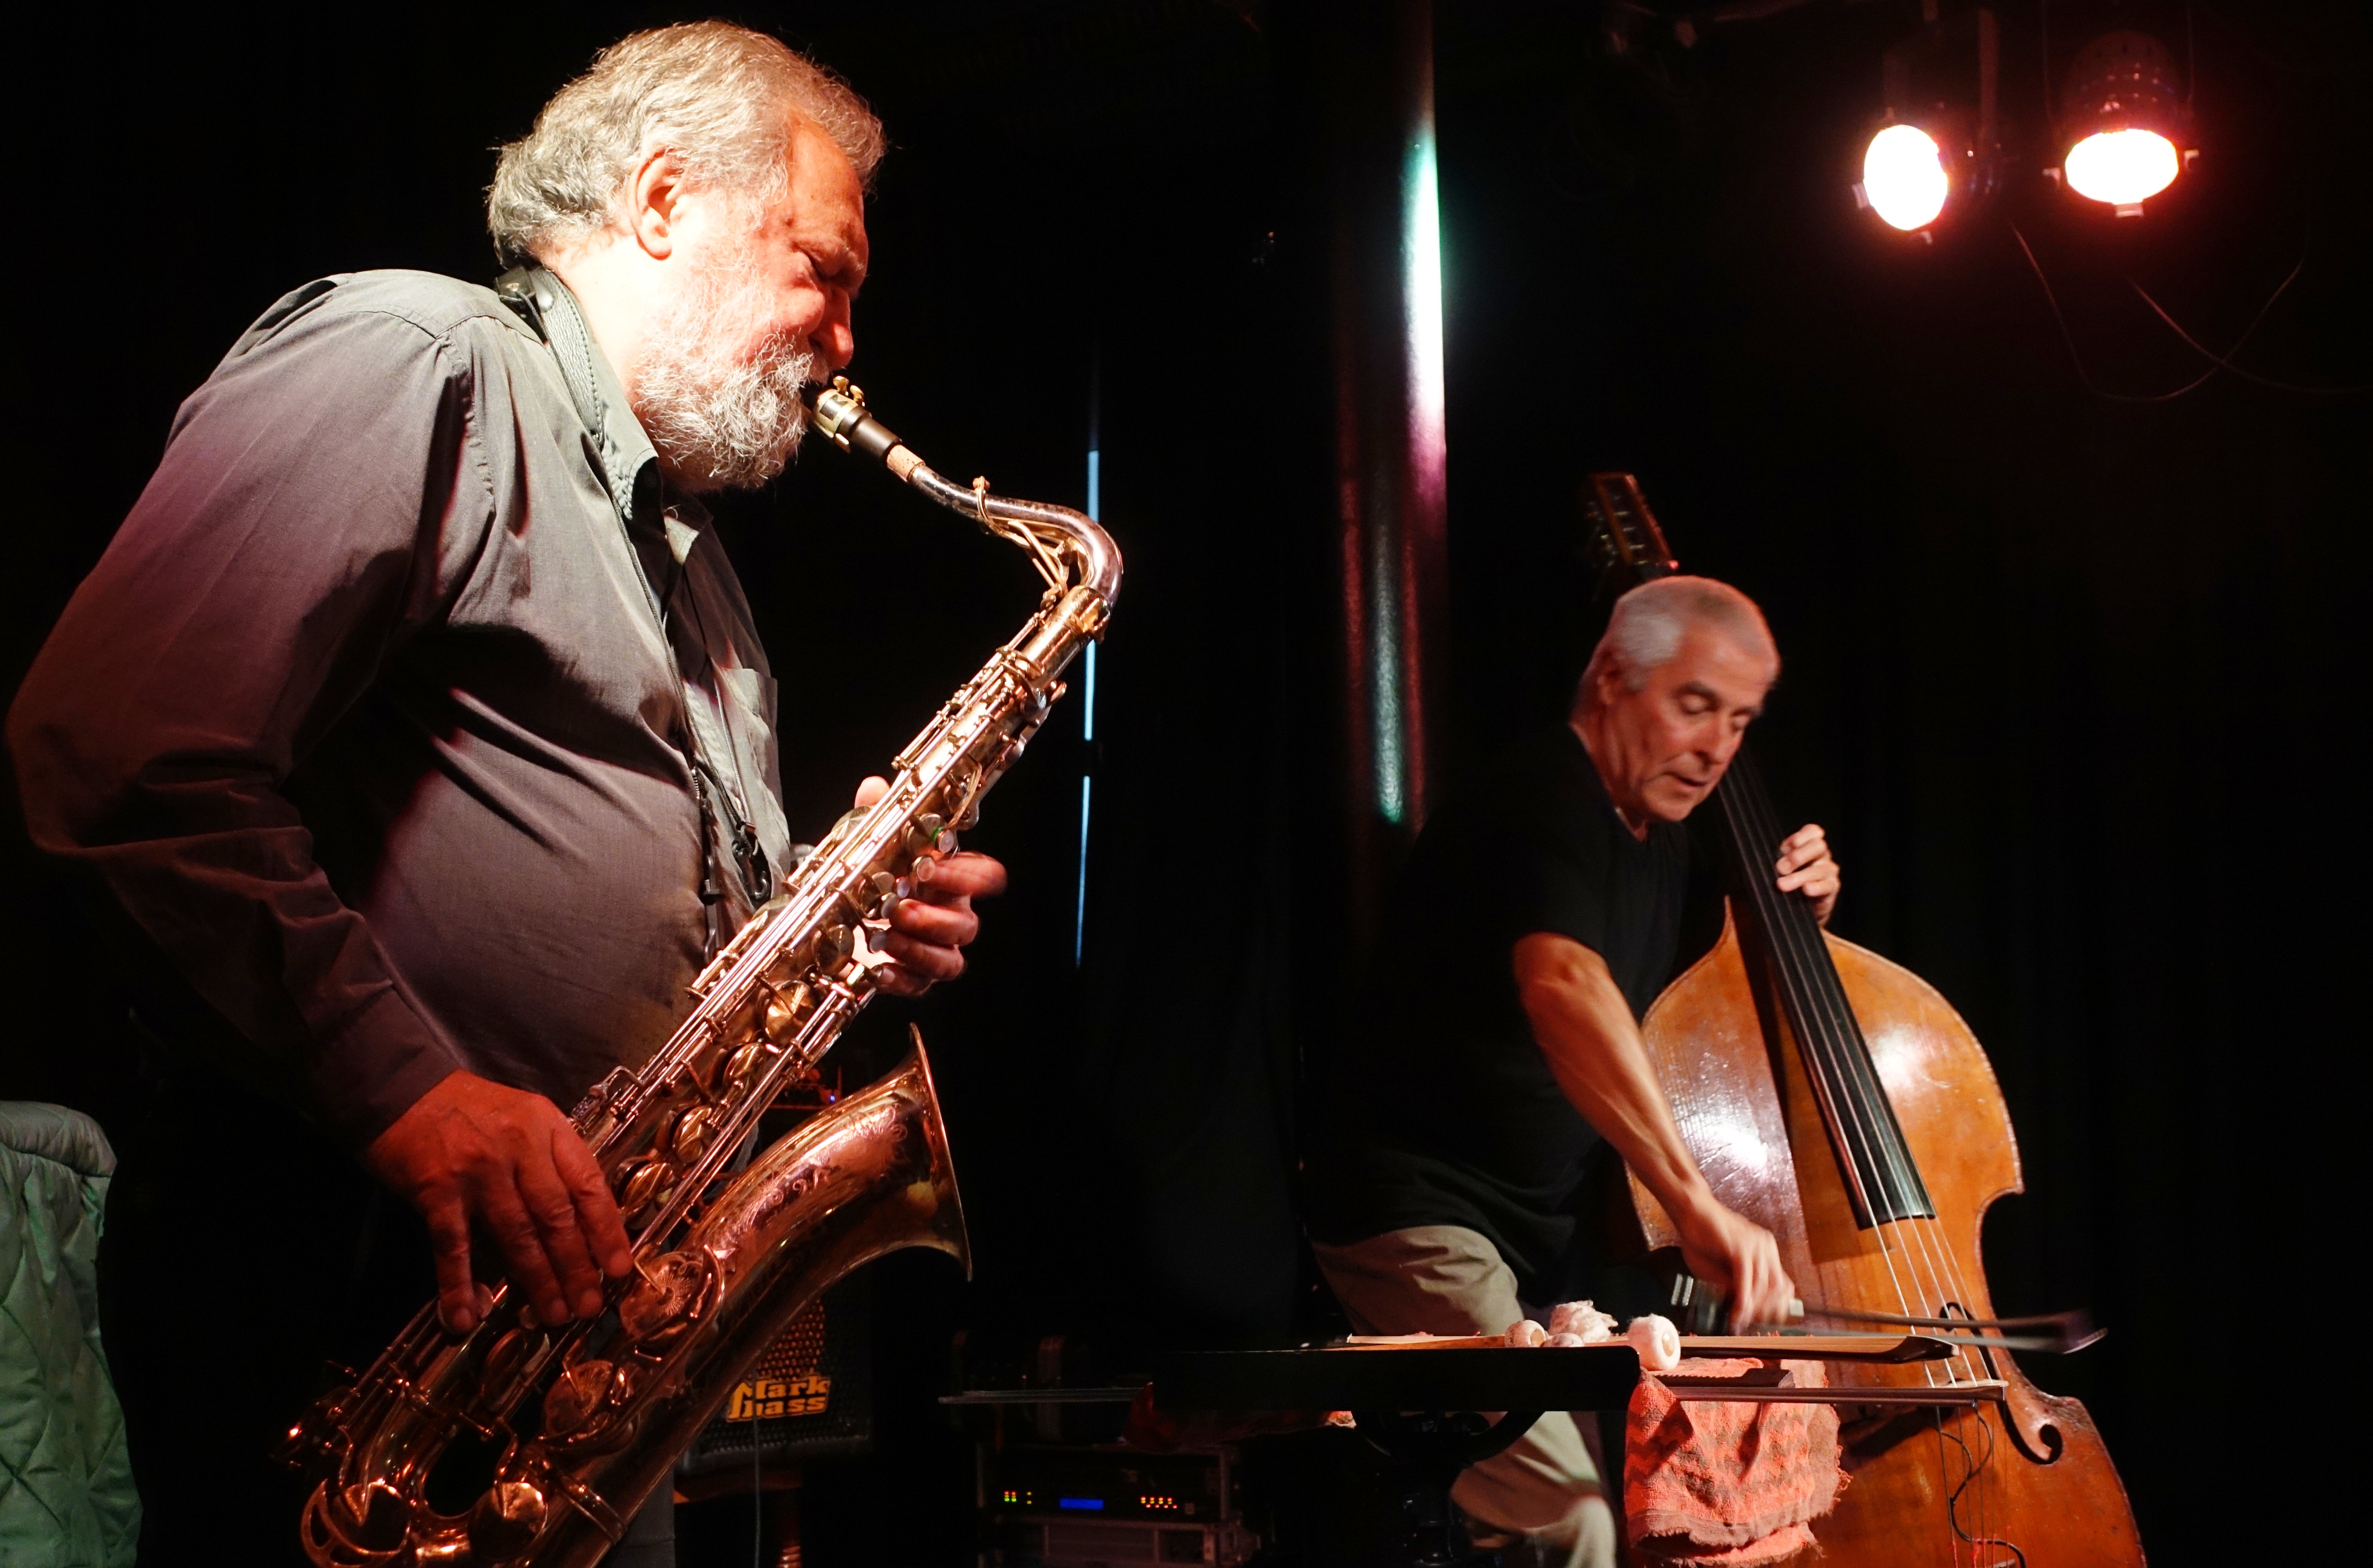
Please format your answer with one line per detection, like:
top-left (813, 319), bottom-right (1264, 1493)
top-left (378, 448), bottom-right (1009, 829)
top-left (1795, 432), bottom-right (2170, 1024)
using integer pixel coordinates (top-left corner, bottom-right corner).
top-left (290, 381), bottom-right (1120, 1567)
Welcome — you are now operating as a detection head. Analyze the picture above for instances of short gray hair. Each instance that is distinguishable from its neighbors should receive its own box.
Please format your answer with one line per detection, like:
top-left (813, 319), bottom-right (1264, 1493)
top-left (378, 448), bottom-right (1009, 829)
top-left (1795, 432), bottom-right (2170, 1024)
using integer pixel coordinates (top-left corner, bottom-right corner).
top-left (488, 22), bottom-right (884, 263)
top-left (1580, 575), bottom-right (1777, 698)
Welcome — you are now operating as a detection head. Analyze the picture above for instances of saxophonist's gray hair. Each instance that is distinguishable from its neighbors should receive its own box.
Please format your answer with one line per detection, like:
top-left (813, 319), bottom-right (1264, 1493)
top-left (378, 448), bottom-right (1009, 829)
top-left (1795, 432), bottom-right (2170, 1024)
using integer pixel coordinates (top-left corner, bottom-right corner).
top-left (488, 22), bottom-right (883, 263)
top-left (1581, 575), bottom-right (1778, 698)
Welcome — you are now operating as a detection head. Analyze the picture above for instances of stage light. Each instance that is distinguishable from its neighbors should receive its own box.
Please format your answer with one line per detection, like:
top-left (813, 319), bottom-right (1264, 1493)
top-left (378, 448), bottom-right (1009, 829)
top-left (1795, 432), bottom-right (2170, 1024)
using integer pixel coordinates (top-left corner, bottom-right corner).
top-left (1861, 123), bottom-right (1949, 231)
top-left (2055, 30), bottom-right (2192, 216)
top-left (2063, 127), bottom-right (2180, 207)
top-left (1849, 7), bottom-right (1999, 238)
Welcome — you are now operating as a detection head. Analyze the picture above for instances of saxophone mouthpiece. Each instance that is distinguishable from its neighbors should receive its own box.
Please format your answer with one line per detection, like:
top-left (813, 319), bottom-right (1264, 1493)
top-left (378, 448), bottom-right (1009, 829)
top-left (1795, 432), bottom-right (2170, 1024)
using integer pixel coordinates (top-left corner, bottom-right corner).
top-left (807, 375), bottom-right (913, 474)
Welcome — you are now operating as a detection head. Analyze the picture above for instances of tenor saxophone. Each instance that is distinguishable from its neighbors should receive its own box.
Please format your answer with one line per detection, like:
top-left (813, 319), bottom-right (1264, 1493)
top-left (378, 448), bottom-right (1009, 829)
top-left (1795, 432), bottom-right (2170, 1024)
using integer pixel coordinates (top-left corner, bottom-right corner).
top-left (286, 378), bottom-right (1121, 1568)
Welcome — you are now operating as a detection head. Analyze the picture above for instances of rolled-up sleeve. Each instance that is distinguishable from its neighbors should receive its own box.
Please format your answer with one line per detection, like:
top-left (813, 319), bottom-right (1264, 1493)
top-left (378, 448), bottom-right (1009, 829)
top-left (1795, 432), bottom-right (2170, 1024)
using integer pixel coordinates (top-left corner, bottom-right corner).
top-left (7, 282), bottom-right (495, 1146)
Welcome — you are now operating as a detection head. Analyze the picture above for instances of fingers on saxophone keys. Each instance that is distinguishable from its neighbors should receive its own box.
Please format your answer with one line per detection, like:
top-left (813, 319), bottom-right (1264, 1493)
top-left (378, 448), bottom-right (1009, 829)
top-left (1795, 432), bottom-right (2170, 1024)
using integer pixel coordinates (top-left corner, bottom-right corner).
top-left (887, 894), bottom-right (979, 949)
top-left (878, 928), bottom-right (967, 982)
top-left (482, 1187), bottom-right (572, 1327)
top-left (523, 1170), bottom-right (607, 1321)
top-left (873, 965), bottom-right (922, 998)
top-left (553, 1131), bottom-right (634, 1281)
top-left (425, 1200), bottom-right (479, 1334)
top-left (914, 850), bottom-right (1006, 901)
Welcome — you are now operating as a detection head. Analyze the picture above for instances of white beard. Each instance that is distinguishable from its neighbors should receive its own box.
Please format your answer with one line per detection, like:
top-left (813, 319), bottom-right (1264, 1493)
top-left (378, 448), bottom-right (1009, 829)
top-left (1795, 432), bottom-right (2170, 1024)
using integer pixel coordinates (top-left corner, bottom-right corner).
top-left (634, 248), bottom-right (816, 492)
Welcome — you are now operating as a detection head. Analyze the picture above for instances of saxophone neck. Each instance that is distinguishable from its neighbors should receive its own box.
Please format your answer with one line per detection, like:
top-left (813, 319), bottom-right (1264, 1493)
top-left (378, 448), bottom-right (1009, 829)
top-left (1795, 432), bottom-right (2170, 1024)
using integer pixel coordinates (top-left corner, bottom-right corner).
top-left (805, 377), bottom-right (1123, 608)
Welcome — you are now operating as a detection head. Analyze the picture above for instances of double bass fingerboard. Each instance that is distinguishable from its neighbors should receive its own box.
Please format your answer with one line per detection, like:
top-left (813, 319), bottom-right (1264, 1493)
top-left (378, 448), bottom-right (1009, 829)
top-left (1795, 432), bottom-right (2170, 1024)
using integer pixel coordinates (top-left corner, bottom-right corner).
top-left (1579, 475), bottom-right (1934, 1229)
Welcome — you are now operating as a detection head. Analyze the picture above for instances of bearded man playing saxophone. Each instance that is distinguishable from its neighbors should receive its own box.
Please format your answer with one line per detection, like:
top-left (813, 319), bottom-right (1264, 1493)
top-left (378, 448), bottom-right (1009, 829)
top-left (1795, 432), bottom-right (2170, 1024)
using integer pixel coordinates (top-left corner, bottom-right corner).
top-left (8, 25), bottom-right (994, 1567)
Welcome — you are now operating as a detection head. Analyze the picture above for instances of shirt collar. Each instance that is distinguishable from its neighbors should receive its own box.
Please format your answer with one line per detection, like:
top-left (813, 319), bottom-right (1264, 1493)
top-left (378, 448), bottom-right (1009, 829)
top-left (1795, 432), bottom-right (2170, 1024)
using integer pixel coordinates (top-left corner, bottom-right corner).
top-left (1563, 719), bottom-right (1662, 844)
top-left (504, 266), bottom-right (704, 538)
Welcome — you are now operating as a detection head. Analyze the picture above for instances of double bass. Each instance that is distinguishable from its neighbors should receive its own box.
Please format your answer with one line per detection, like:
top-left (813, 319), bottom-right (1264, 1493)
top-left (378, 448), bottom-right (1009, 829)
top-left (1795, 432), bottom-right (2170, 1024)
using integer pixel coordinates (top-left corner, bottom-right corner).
top-left (1583, 476), bottom-right (2144, 1566)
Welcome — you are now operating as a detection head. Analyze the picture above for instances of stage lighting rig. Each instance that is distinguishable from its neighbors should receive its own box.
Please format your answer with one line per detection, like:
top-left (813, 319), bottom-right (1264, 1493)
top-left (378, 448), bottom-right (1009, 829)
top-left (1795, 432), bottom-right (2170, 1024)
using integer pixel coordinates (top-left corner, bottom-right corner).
top-left (2051, 28), bottom-right (2195, 215)
top-left (1852, 6), bottom-right (2001, 238)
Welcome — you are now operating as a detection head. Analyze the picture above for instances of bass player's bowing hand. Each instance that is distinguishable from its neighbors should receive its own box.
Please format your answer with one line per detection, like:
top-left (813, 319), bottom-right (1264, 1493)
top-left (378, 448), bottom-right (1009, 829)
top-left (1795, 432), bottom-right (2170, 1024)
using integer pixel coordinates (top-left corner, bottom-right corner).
top-left (363, 1071), bottom-right (634, 1336)
top-left (1514, 932), bottom-right (1800, 1332)
top-left (1672, 1196), bottom-right (1797, 1333)
top-left (1774, 822), bottom-right (1840, 926)
top-left (851, 775), bottom-right (1009, 998)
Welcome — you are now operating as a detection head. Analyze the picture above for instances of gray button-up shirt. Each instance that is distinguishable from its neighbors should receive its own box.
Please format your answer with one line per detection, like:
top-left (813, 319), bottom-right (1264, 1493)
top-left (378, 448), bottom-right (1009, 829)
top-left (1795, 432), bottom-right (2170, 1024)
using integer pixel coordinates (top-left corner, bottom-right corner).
top-left (9, 269), bottom-right (794, 1145)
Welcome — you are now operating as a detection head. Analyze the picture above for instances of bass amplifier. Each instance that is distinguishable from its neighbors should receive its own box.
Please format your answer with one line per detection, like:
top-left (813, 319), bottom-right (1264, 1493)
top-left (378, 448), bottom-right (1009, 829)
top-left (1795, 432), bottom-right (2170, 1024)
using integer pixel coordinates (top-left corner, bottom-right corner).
top-left (677, 1272), bottom-right (874, 1487)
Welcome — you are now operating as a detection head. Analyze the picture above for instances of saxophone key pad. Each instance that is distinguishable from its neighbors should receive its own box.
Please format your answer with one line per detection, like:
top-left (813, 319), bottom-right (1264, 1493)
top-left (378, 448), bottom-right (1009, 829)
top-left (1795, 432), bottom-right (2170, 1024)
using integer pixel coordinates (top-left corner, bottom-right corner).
top-left (540, 1359), bottom-right (613, 1439)
top-left (669, 1106), bottom-right (719, 1164)
top-left (617, 1250), bottom-right (710, 1349)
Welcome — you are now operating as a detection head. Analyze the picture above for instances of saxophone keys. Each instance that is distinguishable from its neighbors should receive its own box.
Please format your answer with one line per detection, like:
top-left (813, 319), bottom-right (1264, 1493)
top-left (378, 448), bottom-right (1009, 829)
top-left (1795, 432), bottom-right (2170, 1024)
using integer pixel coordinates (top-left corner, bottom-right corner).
top-left (326, 1477), bottom-right (410, 1551)
top-left (467, 1478), bottom-right (547, 1562)
top-left (867, 870), bottom-right (901, 918)
top-left (616, 1158), bottom-right (669, 1219)
top-left (816, 924), bottom-right (853, 969)
top-left (761, 988), bottom-right (797, 1042)
top-left (670, 1106), bottom-right (719, 1165)
top-left (903, 814), bottom-right (948, 855)
top-left (728, 1040), bottom-right (771, 1088)
top-left (541, 1358), bottom-right (615, 1439)
top-left (617, 1249), bottom-right (711, 1349)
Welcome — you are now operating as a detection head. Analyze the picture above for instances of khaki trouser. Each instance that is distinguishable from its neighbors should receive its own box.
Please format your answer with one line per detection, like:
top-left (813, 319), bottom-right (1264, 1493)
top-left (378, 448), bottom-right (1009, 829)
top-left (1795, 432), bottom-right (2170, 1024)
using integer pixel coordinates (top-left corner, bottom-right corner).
top-left (1312, 1225), bottom-right (1618, 1568)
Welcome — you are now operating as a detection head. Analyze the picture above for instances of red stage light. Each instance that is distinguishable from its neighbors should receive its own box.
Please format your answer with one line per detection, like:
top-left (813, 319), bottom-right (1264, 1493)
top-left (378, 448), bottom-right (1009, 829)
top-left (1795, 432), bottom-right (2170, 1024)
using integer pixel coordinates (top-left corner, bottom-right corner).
top-left (2064, 128), bottom-right (2181, 208)
top-left (2055, 31), bottom-right (2193, 217)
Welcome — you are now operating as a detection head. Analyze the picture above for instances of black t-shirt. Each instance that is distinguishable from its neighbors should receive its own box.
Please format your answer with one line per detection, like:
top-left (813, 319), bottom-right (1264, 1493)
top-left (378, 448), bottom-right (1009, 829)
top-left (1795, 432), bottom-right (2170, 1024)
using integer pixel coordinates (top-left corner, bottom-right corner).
top-left (1306, 724), bottom-right (1717, 1297)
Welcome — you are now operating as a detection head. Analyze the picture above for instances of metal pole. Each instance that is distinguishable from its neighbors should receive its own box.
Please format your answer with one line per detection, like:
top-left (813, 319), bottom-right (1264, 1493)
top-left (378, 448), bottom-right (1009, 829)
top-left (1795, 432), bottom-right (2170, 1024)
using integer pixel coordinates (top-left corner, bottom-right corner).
top-left (1323, 0), bottom-right (1448, 934)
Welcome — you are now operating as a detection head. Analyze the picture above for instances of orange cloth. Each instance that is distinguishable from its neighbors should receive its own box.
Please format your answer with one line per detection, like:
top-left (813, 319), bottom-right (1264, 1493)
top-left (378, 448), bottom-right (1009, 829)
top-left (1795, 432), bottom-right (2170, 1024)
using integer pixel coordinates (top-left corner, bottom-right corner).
top-left (1624, 1358), bottom-right (1847, 1566)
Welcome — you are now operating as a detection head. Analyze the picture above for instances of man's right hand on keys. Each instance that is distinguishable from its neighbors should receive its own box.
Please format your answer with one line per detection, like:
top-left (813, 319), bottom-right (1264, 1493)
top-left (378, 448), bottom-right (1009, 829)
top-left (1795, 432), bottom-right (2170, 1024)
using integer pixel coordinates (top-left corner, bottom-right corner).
top-left (363, 1072), bottom-right (636, 1334)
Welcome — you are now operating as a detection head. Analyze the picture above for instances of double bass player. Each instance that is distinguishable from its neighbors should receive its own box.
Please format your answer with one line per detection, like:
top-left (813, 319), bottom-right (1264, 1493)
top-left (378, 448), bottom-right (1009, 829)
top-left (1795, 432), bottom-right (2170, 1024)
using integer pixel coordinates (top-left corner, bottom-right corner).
top-left (1306, 575), bottom-right (1840, 1567)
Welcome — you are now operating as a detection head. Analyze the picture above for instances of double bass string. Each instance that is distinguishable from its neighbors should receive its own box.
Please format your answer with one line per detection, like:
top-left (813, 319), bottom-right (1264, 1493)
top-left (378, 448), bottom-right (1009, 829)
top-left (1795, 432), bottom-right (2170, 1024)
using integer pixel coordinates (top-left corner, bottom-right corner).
top-left (1729, 761), bottom-right (2007, 1558)
top-left (1739, 756), bottom-right (1931, 1220)
top-left (1713, 768), bottom-right (1926, 1358)
top-left (1718, 765), bottom-right (1916, 1297)
top-left (1727, 782), bottom-right (1996, 1561)
top-left (1724, 757), bottom-right (1920, 1232)
top-left (1729, 781), bottom-right (2010, 1565)
top-left (1715, 774), bottom-right (1921, 1347)
top-left (1729, 766), bottom-right (1993, 1414)
top-left (1733, 762), bottom-right (1978, 1373)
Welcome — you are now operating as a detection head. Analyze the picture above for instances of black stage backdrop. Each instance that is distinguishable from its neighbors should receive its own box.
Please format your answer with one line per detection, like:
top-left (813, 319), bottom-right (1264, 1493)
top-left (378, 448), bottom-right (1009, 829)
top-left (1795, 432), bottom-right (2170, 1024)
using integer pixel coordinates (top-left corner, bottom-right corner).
top-left (5, 3), bottom-right (2365, 1563)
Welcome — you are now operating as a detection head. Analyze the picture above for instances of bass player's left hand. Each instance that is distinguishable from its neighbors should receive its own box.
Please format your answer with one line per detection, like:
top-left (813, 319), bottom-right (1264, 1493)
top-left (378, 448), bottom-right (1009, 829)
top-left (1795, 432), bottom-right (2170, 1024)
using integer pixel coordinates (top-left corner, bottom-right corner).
top-left (851, 775), bottom-right (1008, 996)
top-left (1774, 822), bottom-right (1840, 927)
